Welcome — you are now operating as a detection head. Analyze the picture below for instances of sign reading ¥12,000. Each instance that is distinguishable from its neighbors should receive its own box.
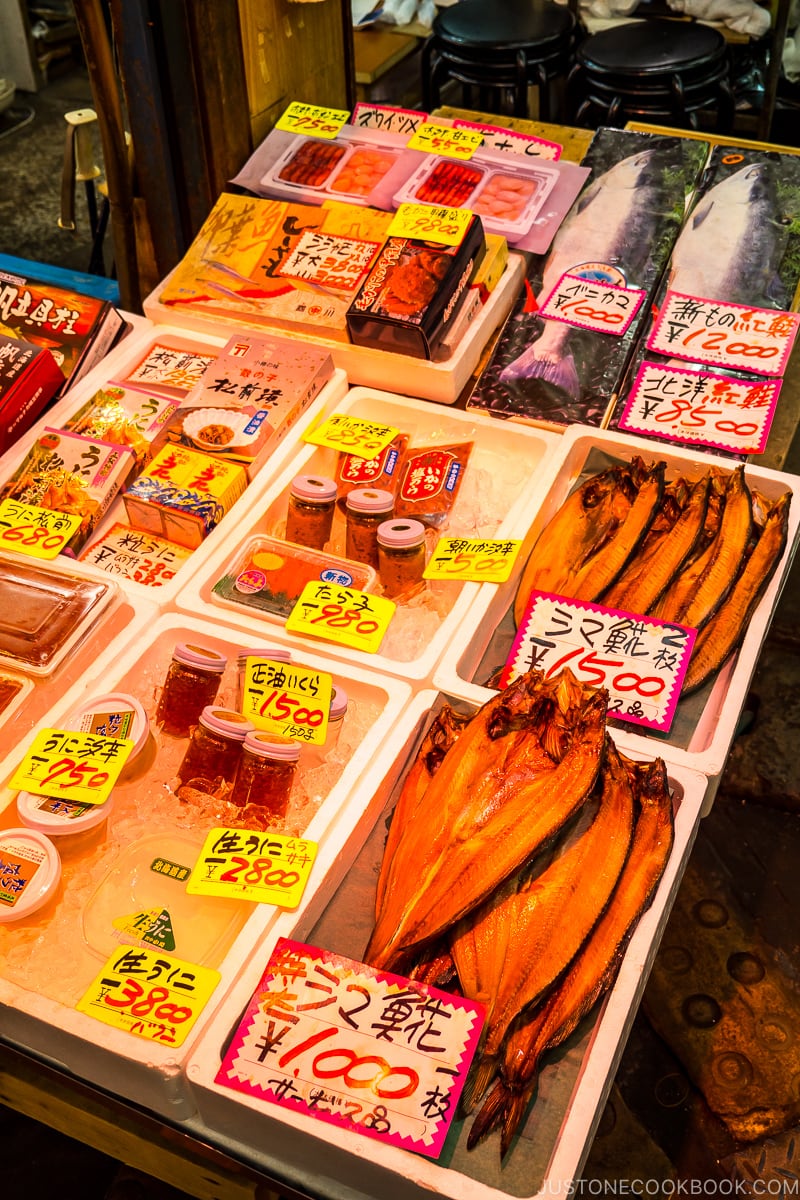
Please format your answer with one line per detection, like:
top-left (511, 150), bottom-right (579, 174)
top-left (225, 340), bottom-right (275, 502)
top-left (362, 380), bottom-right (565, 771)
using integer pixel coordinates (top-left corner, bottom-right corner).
top-left (215, 939), bottom-right (485, 1158)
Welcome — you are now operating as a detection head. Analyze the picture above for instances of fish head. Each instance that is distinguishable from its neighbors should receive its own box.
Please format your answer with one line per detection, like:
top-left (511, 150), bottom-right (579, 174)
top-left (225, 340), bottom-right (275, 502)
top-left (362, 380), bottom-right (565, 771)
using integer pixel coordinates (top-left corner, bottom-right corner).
top-left (699, 161), bottom-right (777, 215)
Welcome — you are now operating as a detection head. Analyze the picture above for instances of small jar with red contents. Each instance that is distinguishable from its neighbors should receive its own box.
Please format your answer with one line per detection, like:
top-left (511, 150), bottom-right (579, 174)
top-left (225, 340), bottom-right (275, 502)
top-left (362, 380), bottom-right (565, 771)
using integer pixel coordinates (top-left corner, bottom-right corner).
top-left (176, 707), bottom-right (254, 791)
top-left (229, 732), bottom-right (300, 821)
top-left (156, 643), bottom-right (227, 737)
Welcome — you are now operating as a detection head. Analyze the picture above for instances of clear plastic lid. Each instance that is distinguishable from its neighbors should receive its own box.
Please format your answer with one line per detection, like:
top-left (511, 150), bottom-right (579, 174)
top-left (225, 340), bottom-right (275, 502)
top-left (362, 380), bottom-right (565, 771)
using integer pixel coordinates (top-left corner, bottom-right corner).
top-left (377, 518), bottom-right (427, 549)
top-left (172, 642), bottom-right (227, 673)
top-left (198, 707), bottom-right (255, 740)
top-left (16, 789), bottom-right (114, 837)
top-left (345, 487), bottom-right (395, 515)
top-left (289, 474), bottom-right (338, 504)
top-left (64, 691), bottom-right (150, 763)
top-left (0, 828), bottom-right (62, 923)
top-left (329, 686), bottom-right (348, 721)
top-left (243, 731), bottom-right (301, 762)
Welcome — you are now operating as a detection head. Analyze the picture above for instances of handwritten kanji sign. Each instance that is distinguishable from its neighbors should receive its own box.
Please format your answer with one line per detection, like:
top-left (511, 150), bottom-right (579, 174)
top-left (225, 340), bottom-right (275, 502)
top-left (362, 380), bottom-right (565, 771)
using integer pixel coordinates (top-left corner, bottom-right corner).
top-left (351, 103), bottom-right (426, 138)
top-left (305, 414), bottom-right (399, 459)
top-left (452, 119), bottom-right (562, 161)
top-left (388, 202), bottom-right (473, 247)
top-left (619, 360), bottom-right (780, 455)
top-left (0, 499), bottom-right (82, 560)
top-left (215, 939), bottom-right (484, 1157)
top-left (424, 537), bottom-right (522, 583)
top-left (648, 292), bottom-right (800, 377)
top-left (503, 592), bottom-right (697, 731)
top-left (187, 830), bottom-right (317, 909)
top-left (276, 101), bottom-right (350, 139)
top-left (539, 272), bottom-right (646, 337)
top-left (286, 582), bottom-right (394, 654)
top-left (10, 728), bottom-right (134, 805)
top-left (241, 658), bottom-right (332, 745)
top-left (406, 122), bottom-right (483, 161)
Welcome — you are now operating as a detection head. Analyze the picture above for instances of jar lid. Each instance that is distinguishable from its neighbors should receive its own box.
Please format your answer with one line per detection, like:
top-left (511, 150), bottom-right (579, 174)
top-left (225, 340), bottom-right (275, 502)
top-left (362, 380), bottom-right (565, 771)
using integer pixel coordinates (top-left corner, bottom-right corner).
top-left (236, 647), bottom-right (292, 666)
top-left (243, 731), bottom-right (301, 761)
top-left (16, 789), bottom-right (114, 837)
top-left (64, 691), bottom-right (150, 763)
top-left (172, 642), bottom-right (227, 673)
top-left (377, 518), bottom-right (427, 549)
top-left (289, 474), bottom-right (338, 504)
top-left (199, 707), bottom-right (255, 740)
top-left (346, 487), bottom-right (395, 515)
top-left (329, 686), bottom-right (348, 721)
top-left (0, 828), bottom-right (61, 924)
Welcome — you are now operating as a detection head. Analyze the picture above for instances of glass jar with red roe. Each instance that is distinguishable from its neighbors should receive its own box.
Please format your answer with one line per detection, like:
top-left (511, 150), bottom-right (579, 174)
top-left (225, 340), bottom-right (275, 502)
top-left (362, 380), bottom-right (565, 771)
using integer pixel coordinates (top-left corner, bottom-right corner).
top-left (156, 643), bottom-right (227, 737)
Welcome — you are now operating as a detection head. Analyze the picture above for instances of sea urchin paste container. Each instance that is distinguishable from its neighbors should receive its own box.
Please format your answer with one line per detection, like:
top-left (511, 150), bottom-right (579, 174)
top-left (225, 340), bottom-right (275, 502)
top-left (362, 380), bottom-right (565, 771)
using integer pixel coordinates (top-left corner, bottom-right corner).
top-left (16, 790), bottom-right (115, 858)
top-left (64, 691), bottom-right (150, 766)
top-left (0, 828), bottom-right (62, 923)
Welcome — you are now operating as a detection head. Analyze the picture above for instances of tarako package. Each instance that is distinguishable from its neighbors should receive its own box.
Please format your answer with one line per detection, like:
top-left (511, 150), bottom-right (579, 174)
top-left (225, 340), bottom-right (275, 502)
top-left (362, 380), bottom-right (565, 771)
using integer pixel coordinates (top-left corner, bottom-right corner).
top-left (467, 129), bottom-right (711, 430)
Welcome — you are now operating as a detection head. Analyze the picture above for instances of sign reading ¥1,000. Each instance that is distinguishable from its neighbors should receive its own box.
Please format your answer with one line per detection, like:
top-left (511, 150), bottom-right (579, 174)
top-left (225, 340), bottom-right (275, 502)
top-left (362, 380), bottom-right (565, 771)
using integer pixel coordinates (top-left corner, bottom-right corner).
top-left (0, 498), bottom-right (82, 560)
top-left (305, 413), bottom-right (399, 458)
top-left (10, 728), bottom-right (134, 806)
top-left (186, 829), bottom-right (317, 908)
top-left (275, 101), bottom-right (350, 139)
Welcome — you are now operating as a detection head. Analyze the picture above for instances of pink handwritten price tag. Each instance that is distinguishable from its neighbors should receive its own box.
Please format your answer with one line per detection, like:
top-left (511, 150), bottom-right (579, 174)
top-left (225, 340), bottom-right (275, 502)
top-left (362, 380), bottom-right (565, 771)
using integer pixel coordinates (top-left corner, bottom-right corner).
top-left (351, 103), bottom-right (427, 137)
top-left (539, 271), bottom-right (646, 336)
top-left (452, 118), bottom-right (562, 160)
top-left (620, 360), bottom-right (781, 455)
top-left (215, 939), bottom-right (484, 1157)
top-left (275, 101), bottom-right (350, 139)
top-left (648, 292), bottom-right (800, 377)
top-left (502, 592), bottom-right (696, 732)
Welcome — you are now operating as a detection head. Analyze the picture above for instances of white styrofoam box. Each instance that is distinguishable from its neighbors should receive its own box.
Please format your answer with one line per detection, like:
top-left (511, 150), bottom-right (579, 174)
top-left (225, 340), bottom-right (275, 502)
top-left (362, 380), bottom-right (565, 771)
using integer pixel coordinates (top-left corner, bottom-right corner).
top-left (142, 253), bottom-right (527, 406)
top-left (0, 609), bottom-right (414, 1120)
top-left (184, 690), bottom-right (708, 1200)
top-left (0, 321), bottom-right (348, 608)
top-left (173, 387), bottom-right (563, 685)
top-left (433, 425), bottom-right (800, 784)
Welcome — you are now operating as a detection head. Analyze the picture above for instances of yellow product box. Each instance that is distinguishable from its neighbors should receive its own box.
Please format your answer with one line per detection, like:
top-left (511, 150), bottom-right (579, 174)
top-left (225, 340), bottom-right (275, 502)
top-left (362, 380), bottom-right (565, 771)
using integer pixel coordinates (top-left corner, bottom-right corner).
top-left (472, 233), bottom-right (509, 302)
top-left (122, 443), bottom-right (248, 549)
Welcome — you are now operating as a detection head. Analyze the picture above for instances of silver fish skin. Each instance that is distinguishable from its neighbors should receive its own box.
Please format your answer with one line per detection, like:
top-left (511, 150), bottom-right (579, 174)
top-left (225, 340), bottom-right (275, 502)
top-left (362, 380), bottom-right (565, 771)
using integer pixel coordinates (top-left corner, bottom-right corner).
top-left (499, 146), bottom-right (673, 398)
top-left (667, 161), bottom-right (789, 309)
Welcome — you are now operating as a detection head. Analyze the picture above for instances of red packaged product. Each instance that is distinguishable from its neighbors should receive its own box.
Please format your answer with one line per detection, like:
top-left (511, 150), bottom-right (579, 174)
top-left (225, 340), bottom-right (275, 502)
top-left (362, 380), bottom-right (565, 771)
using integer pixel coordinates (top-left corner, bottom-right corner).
top-left (393, 441), bottom-right (474, 528)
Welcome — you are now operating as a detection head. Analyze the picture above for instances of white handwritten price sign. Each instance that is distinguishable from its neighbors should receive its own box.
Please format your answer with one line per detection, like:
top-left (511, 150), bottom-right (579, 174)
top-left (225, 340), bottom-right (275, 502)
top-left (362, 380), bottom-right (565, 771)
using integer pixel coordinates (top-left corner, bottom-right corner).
top-left (424, 536), bottom-right (522, 584)
top-left (503, 592), bottom-right (697, 732)
top-left (648, 292), bottom-right (800, 377)
top-left (10, 728), bottom-right (134, 805)
top-left (406, 122), bottom-right (483, 161)
top-left (187, 830), bottom-right (317, 909)
top-left (539, 271), bottom-right (646, 337)
top-left (77, 945), bottom-right (219, 1047)
top-left (351, 103), bottom-right (427, 137)
top-left (452, 118), bottom-right (562, 160)
top-left (286, 581), bottom-right (395, 654)
top-left (215, 939), bottom-right (484, 1157)
top-left (388, 202), bottom-right (473, 247)
top-left (241, 658), bottom-right (332, 746)
top-left (0, 499), bottom-right (82, 560)
top-left (619, 359), bottom-right (781, 455)
top-left (275, 101), bottom-right (350, 139)
top-left (305, 413), bottom-right (399, 458)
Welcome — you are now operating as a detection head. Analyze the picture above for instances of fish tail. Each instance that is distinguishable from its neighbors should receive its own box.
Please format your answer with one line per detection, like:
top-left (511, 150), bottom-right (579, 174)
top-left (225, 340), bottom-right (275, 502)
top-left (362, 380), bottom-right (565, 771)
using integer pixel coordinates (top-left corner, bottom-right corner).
top-left (460, 1052), bottom-right (499, 1116)
top-left (499, 347), bottom-right (581, 400)
top-left (466, 1077), bottom-right (508, 1149)
top-left (500, 1080), bottom-right (537, 1160)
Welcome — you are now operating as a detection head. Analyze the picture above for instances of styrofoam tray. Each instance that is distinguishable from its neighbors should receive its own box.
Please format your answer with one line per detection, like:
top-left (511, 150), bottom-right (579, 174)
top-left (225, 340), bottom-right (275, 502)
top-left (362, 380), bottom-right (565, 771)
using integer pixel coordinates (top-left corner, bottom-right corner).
top-left (173, 387), bottom-right (563, 685)
top-left (184, 692), bottom-right (708, 1200)
top-left (433, 425), bottom-right (800, 785)
top-left (0, 322), bottom-right (348, 608)
top-left (142, 254), bottom-right (527, 406)
top-left (0, 610), bottom-right (414, 1120)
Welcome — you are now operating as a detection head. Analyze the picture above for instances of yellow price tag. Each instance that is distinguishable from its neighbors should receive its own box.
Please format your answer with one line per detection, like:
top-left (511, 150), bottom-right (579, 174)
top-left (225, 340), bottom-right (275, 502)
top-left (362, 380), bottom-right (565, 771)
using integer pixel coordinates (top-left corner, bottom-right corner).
top-left (241, 657), bottom-right (332, 746)
top-left (406, 122), bottom-right (483, 160)
top-left (275, 101), bottom-right (350, 139)
top-left (423, 537), bottom-right (523, 584)
top-left (187, 829), bottom-right (317, 909)
top-left (285, 580), bottom-right (394, 654)
top-left (0, 499), bottom-right (82, 560)
top-left (388, 202), bottom-right (474, 247)
top-left (76, 946), bottom-right (220, 1047)
top-left (10, 728), bottom-right (134, 806)
top-left (304, 413), bottom-right (399, 458)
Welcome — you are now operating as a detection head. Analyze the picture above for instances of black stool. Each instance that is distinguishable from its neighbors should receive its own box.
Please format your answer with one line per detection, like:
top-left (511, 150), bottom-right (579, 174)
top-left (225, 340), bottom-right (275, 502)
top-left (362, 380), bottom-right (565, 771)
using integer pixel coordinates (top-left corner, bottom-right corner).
top-left (421, 0), bottom-right (577, 121)
top-left (568, 18), bottom-right (735, 131)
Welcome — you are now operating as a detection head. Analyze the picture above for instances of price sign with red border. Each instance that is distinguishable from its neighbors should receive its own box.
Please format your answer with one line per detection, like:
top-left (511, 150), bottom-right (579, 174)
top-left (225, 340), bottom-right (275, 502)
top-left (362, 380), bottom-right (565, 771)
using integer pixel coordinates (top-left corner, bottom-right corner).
top-left (424, 536), bottom-right (522, 583)
top-left (215, 939), bottom-right (484, 1158)
top-left (241, 658), bottom-right (332, 746)
top-left (406, 122), bottom-right (483, 161)
top-left (0, 499), bottom-right (82, 560)
top-left (351, 103), bottom-right (427, 138)
top-left (539, 271), bottom-right (646, 337)
top-left (648, 292), bottom-right (800, 377)
top-left (452, 118), bottom-right (562, 161)
top-left (286, 581), bottom-right (395, 654)
top-left (186, 829), bottom-right (317, 909)
top-left (10, 728), bottom-right (134, 806)
top-left (388, 202), bottom-right (473, 247)
top-left (305, 413), bottom-right (399, 459)
top-left (503, 591), bottom-right (697, 732)
top-left (76, 945), bottom-right (219, 1046)
top-left (275, 101), bottom-right (350, 139)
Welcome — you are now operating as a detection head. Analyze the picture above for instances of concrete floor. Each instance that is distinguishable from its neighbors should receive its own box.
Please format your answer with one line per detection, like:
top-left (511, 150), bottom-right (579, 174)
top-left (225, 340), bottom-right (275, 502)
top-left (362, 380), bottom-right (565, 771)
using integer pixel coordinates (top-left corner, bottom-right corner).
top-left (1, 52), bottom-right (800, 1200)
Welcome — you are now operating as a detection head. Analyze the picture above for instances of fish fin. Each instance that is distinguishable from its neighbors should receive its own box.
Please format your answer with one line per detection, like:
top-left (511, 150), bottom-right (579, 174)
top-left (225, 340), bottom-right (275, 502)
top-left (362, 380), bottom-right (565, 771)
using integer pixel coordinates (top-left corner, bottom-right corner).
top-left (499, 348), bottom-right (581, 399)
top-left (466, 1078), bottom-right (508, 1150)
top-left (460, 1053), bottom-right (499, 1116)
top-left (501, 1083), bottom-right (537, 1160)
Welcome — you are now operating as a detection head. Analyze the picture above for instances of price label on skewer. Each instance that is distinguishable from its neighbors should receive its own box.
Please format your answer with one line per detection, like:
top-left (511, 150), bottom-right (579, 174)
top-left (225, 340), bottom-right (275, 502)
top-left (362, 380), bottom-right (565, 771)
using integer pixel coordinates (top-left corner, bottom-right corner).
top-left (241, 658), bottom-right (332, 745)
top-left (388, 203), bottom-right (473, 247)
top-left (424, 536), bottom-right (522, 583)
top-left (305, 414), bottom-right (399, 458)
top-left (187, 830), bottom-right (317, 908)
top-left (10, 728), bottom-right (134, 805)
top-left (648, 291), bottom-right (800, 377)
top-left (286, 581), bottom-right (395, 654)
top-left (215, 939), bottom-right (485, 1157)
top-left (406, 122), bottom-right (483, 161)
top-left (275, 101), bottom-right (350, 139)
top-left (0, 499), bottom-right (82, 560)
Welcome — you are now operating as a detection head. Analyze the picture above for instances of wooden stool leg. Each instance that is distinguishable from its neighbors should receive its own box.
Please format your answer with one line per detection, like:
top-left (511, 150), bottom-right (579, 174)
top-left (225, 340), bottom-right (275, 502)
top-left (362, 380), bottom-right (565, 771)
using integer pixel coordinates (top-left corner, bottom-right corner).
top-left (421, 36), bottom-right (441, 110)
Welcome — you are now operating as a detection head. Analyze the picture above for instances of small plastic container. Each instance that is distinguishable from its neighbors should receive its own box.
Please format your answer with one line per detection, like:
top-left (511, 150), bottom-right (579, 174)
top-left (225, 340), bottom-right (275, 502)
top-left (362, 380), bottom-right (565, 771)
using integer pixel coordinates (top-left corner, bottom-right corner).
top-left (229, 732), bottom-right (300, 820)
top-left (0, 827), bottom-right (62, 924)
top-left (235, 646), bottom-right (293, 710)
top-left (177, 707), bottom-right (255, 789)
top-left (305, 685), bottom-right (349, 769)
top-left (65, 691), bottom-right (150, 770)
top-left (156, 643), bottom-right (227, 737)
top-left (284, 474), bottom-right (338, 551)
top-left (377, 518), bottom-right (427, 599)
top-left (16, 789), bottom-right (114, 859)
top-left (345, 487), bottom-right (395, 569)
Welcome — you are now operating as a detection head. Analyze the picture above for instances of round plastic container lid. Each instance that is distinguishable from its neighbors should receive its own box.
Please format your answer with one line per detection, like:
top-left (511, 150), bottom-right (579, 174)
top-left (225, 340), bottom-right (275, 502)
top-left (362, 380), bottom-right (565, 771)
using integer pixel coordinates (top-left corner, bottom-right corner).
top-left (329, 686), bottom-right (348, 721)
top-left (198, 707), bottom-right (255, 740)
top-left (243, 731), bottom-right (301, 761)
top-left (377, 518), bottom-right (426, 549)
top-left (64, 691), bottom-right (150, 763)
top-left (172, 642), bottom-right (227, 673)
top-left (16, 789), bottom-right (115, 836)
top-left (236, 647), bottom-right (292, 666)
top-left (0, 828), bottom-right (61, 923)
top-left (289, 474), bottom-right (338, 504)
top-left (346, 487), bottom-right (395, 515)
